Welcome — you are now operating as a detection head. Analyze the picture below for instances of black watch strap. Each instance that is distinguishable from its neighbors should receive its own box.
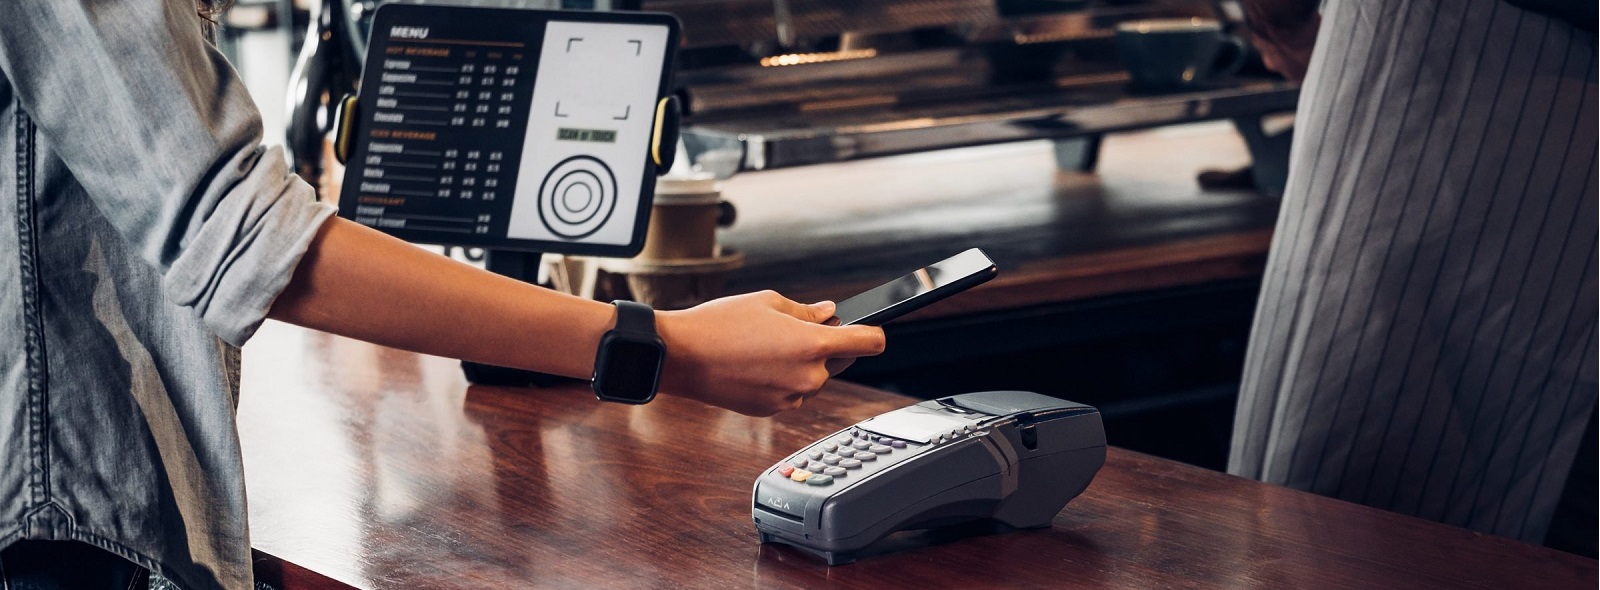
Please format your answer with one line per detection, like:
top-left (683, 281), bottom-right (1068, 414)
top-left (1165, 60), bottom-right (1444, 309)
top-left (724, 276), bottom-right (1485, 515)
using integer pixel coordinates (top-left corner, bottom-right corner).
top-left (611, 300), bottom-right (657, 336)
top-left (591, 300), bottom-right (665, 405)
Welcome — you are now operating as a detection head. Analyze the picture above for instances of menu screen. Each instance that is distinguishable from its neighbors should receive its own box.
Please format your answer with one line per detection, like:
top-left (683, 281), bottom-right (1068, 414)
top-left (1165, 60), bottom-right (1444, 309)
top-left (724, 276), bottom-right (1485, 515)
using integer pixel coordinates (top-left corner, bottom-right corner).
top-left (339, 5), bottom-right (678, 256)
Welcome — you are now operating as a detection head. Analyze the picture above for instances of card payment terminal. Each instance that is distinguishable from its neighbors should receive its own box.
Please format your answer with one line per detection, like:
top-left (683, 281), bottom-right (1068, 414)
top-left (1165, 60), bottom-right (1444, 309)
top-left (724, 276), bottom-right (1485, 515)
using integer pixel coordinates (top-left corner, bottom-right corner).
top-left (752, 391), bottom-right (1105, 565)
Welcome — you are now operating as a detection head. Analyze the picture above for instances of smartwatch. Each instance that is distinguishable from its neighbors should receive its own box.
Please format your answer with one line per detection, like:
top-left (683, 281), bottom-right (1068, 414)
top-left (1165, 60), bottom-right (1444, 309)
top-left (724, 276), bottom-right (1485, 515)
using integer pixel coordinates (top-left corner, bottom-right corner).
top-left (592, 300), bottom-right (666, 404)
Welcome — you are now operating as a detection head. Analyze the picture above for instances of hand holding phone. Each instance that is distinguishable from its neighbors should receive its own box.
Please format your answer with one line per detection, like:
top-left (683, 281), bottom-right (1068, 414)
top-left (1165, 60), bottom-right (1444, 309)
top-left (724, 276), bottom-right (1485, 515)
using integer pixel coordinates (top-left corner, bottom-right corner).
top-left (830, 248), bottom-right (998, 326)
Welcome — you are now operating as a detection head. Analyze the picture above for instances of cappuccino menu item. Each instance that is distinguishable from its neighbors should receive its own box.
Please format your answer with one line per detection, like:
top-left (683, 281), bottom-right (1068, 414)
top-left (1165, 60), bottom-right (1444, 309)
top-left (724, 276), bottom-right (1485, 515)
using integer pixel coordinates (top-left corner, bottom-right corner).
top-left (339, 5), bottom-right (678, 256)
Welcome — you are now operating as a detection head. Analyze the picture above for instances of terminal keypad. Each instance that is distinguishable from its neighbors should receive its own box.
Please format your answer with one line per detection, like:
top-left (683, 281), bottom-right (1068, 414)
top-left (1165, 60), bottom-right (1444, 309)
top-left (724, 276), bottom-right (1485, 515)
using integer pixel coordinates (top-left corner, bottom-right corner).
top-left (770, 427), bottom-right (919, 487)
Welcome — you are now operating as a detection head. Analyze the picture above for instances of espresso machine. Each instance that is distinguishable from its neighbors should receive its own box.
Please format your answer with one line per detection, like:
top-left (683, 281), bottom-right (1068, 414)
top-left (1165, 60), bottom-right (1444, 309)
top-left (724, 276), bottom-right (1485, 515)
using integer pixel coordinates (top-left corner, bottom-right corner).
top-left (655, 0), bottom-right (1295, 188)
top-left (287, 0), bottom-right (1296, 199)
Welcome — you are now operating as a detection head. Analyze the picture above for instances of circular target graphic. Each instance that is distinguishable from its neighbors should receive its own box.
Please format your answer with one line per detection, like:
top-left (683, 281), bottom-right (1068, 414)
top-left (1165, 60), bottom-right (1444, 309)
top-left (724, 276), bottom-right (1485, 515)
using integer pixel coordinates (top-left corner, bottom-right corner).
top-left (538, 155), bottom-right (618, 240)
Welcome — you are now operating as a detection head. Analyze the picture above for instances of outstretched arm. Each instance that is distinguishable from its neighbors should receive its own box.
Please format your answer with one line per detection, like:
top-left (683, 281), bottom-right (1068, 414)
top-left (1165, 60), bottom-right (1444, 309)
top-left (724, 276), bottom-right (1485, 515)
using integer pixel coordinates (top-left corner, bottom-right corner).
top-left (0, 0), bottom-right (883, 417)
top-left (269, 217), bottom-right (886, 416)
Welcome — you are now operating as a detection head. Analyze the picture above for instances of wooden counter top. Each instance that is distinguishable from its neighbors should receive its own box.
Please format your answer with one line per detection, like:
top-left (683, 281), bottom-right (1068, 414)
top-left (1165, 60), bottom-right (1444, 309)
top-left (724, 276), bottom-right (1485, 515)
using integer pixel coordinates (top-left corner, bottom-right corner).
top-left (239, 323), bottom-right (1596, 589)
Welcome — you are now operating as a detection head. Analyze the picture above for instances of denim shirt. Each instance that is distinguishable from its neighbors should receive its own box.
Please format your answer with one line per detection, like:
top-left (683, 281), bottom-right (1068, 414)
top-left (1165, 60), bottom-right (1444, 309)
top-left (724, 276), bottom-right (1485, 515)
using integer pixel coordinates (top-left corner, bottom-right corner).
top-left (0, 2), bottom-right (335, 588)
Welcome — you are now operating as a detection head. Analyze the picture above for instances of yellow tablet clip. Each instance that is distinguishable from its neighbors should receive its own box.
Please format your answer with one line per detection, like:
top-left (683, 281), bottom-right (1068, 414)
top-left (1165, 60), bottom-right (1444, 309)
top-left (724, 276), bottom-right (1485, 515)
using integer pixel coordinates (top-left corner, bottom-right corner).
top-left (333, 93), bottom-right (359, 165)
top-left (650, 95), bottom-right (681, 175)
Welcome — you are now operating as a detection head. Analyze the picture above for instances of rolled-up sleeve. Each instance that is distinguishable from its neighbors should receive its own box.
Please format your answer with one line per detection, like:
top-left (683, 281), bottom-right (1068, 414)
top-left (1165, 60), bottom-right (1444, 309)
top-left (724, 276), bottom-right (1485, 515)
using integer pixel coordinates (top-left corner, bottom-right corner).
top-left (0, 0), bottom-right (334, 346)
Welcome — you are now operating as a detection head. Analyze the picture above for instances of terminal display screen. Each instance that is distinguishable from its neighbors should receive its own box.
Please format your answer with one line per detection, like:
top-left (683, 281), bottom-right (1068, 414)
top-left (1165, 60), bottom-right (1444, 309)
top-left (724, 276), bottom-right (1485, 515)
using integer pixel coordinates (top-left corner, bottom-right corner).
top-left (338, 5), bottom-right (678, 256)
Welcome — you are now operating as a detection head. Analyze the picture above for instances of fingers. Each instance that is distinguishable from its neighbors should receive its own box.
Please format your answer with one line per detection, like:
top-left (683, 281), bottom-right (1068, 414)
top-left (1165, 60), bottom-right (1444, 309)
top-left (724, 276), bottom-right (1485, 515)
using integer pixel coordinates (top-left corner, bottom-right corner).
top-left (754, 290), bottom-right (812, 318)
top-left (789, 374), bottom-right (830, 410)
top-left (747, 290), bottom-right (837, 324)
top-left (816, 324), bottom-right (886, 359)
top-left (682, 290), bottom-right (882, 417)
top-left (805, 300), bottom-right (837, 324)
top-left (784, 391), bottom-right (807, 411)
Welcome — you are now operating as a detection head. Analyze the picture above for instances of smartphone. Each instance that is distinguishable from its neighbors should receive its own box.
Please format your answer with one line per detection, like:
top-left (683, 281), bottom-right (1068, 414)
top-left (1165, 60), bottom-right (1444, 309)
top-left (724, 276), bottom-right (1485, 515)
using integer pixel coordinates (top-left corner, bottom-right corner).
top-left (831, 248), bottom-right (998, 326)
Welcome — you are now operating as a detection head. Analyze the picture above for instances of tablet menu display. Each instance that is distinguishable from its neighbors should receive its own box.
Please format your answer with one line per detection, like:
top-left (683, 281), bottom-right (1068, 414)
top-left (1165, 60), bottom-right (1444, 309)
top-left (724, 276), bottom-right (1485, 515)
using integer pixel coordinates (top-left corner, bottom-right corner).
top-left (339, 5), bottom-right (678, 256)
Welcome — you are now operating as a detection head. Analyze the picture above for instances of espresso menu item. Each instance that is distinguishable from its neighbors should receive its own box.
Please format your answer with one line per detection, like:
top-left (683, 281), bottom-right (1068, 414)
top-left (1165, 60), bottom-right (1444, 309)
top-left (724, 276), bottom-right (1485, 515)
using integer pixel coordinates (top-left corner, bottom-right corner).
top-left (339, 5), bottom-right (678, 256)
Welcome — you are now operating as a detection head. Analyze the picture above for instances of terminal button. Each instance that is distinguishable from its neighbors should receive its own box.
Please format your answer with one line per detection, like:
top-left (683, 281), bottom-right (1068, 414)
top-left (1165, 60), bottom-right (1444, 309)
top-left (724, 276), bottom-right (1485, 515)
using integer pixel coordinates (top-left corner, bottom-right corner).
top-left (852, 440), bottom-right (872, 450)
top-left (839, 458), bottom-right (863, 469)
top-left (822, 454), bottom-right (842, 465)
top-left (806, 450), bottom-right (823, 460)
top-left (806, 474), bottom-right (834, 486)
top-left (889, 440), bottom-right (906, 449)
top-left (856, 453), bottom-right (877, 462)
top-left (791, 459), bottom-right (809, 470)
top-left (790, 469), bottom-right (812, 482)
top-left (836, 448), bottom-right (856, 458)
top-left (823, 442), bottom-right (838, 453)
top-left (822, 466), bottom-right (846, 477)
top-left (835, 436), bottom-right (852, 446)
top-left (776, 465), bottom-right (794, 477)
top-left (869, 444), bottom-right (892, 454)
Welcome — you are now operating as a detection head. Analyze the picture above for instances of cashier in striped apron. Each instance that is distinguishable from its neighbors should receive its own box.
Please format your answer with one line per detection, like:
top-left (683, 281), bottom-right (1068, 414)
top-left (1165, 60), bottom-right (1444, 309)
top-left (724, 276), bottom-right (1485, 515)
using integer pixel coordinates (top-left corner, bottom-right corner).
top-left (1229, 0), bottom-right (1597, 547)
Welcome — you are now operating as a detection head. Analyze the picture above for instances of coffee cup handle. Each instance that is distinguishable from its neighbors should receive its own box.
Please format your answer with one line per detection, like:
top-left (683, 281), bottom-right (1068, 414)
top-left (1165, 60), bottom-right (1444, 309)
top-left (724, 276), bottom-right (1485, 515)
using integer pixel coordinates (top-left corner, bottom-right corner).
top-left (1212, 35), bottom-right (1250, 80)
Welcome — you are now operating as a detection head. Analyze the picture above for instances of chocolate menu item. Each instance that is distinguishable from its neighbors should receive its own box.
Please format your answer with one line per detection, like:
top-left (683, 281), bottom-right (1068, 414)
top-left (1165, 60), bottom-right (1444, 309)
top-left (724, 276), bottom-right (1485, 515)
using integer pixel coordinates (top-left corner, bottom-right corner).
top-left (338, 4), bottom-right (678, 256)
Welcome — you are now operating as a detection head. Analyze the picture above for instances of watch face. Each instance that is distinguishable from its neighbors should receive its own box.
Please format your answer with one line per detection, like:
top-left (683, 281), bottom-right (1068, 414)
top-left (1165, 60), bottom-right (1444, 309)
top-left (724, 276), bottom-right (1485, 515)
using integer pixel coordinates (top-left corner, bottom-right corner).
top-left (595, 337), bottom-right (664, 403)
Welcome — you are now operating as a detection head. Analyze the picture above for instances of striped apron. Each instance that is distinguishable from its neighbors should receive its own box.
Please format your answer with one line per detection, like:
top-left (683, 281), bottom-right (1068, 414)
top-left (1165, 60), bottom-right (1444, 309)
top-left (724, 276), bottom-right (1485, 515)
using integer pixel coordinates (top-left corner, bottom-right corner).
top-left (1230, 0), bottom-right (1598, 544)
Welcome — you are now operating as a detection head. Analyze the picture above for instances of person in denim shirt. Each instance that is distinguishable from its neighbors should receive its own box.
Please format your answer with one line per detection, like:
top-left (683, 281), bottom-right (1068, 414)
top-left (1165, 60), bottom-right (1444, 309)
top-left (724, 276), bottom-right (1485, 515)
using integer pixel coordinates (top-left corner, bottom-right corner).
top-left (0, 1), bottom-right (887, 588)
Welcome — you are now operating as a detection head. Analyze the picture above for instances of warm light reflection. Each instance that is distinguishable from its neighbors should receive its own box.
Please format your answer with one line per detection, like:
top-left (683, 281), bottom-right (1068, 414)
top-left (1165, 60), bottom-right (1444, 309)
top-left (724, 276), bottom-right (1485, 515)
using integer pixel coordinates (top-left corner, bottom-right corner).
top-left (759, 48), bottom-right (877, 67)
top-left (1134, 16), bottom-right (1207, 34)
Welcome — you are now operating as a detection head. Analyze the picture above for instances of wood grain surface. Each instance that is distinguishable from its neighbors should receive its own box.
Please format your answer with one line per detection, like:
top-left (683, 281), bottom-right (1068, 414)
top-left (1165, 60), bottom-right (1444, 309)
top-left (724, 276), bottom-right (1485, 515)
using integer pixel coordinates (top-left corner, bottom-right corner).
top-left (239, 322), bottom-right (1596, 589)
